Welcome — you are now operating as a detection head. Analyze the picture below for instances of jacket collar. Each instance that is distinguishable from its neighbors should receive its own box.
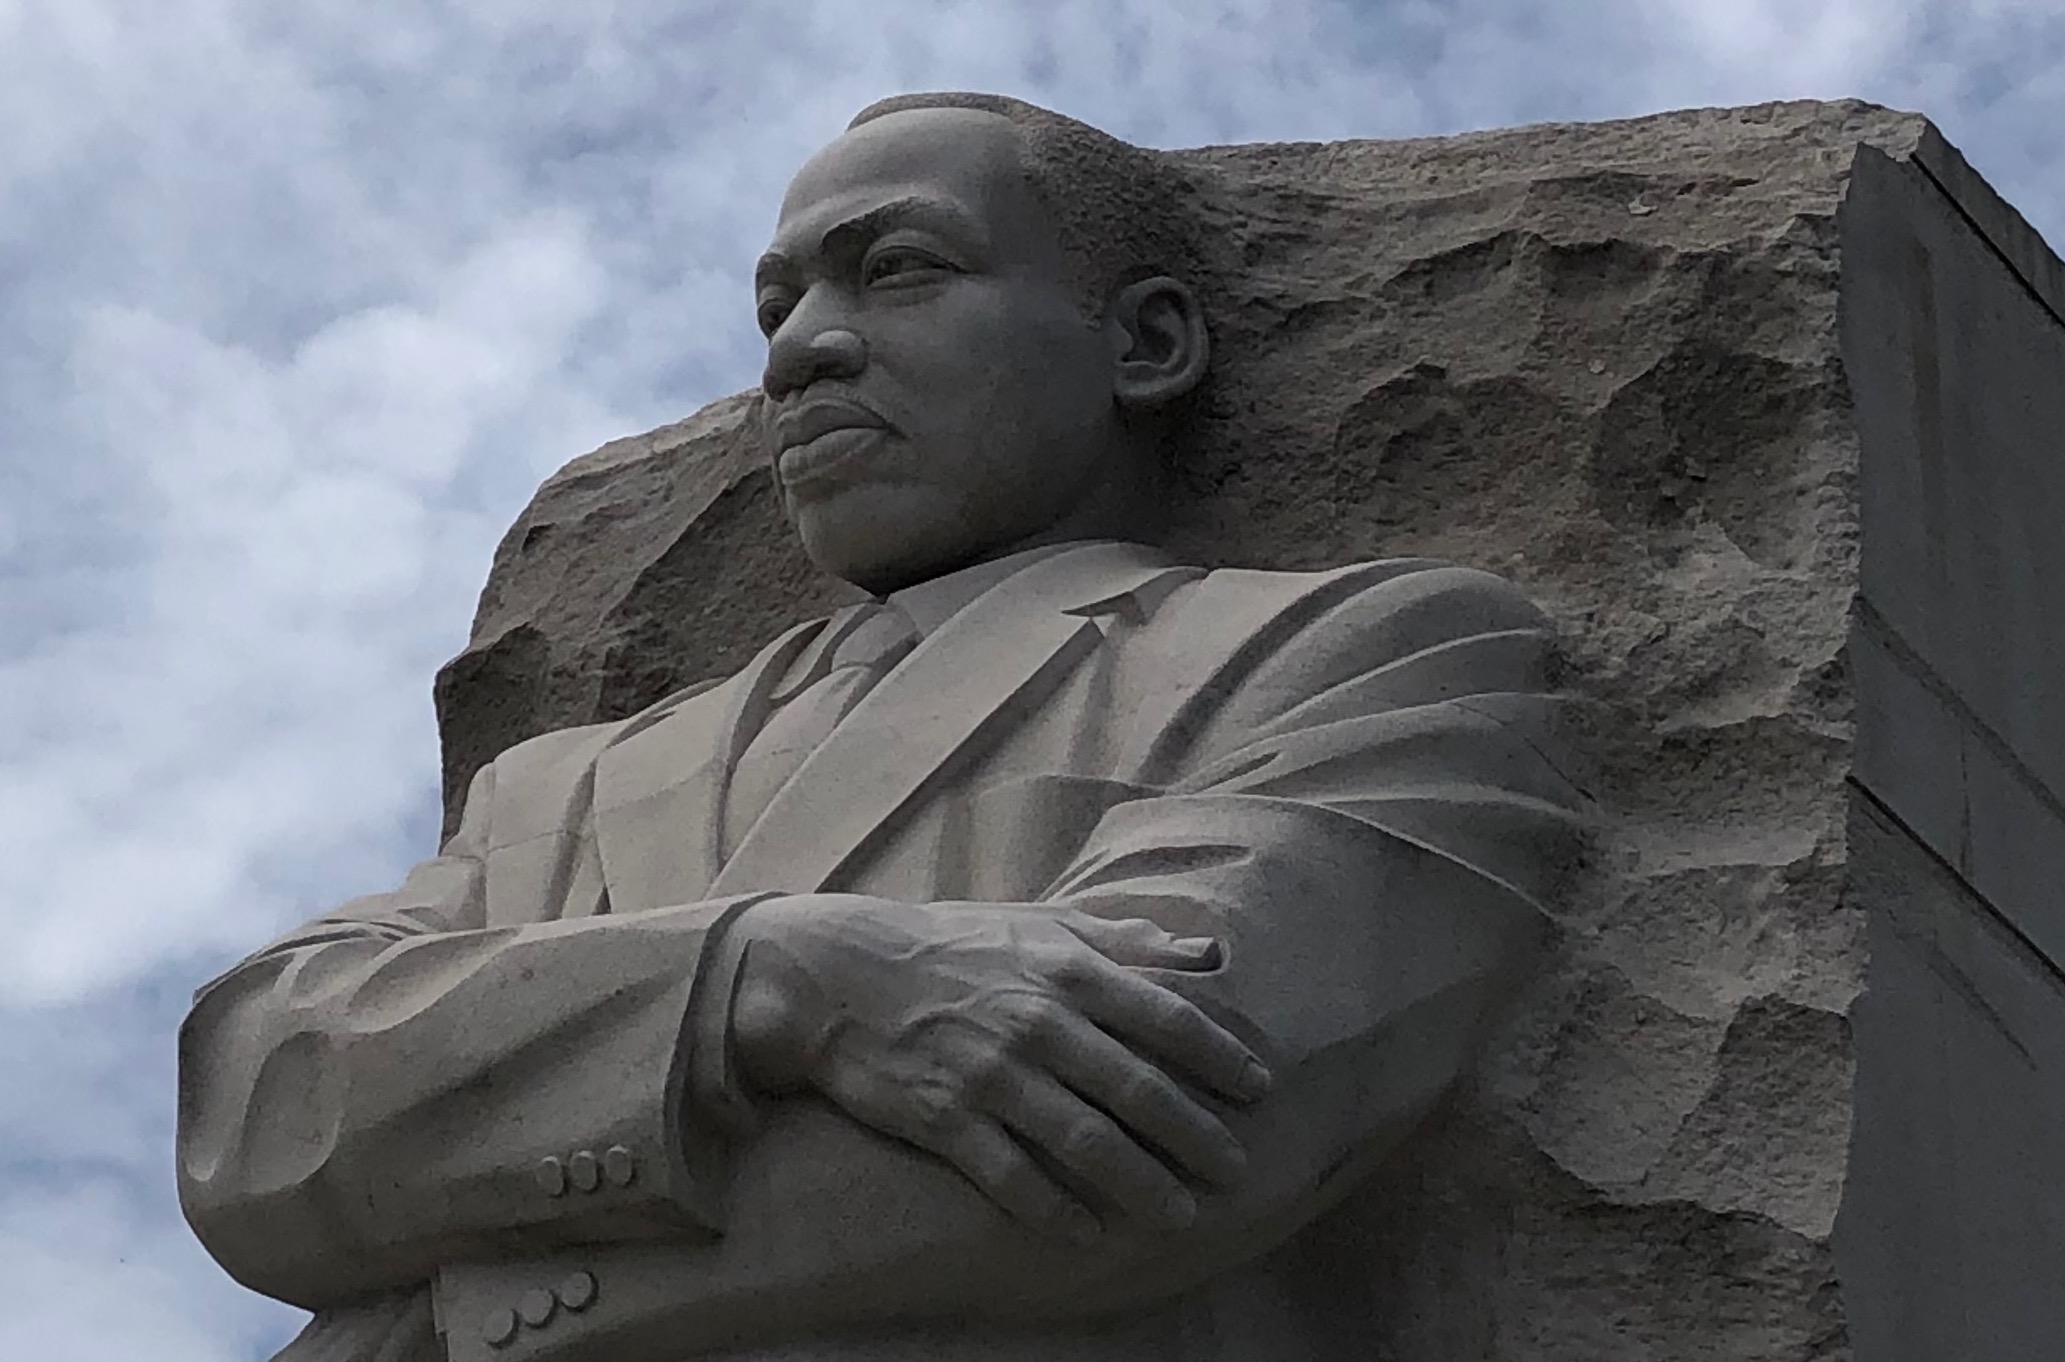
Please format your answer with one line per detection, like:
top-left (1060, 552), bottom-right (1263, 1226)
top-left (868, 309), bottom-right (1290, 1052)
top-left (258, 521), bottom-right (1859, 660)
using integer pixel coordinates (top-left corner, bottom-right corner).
top-left (593, 540), bottom-right (1194, 909)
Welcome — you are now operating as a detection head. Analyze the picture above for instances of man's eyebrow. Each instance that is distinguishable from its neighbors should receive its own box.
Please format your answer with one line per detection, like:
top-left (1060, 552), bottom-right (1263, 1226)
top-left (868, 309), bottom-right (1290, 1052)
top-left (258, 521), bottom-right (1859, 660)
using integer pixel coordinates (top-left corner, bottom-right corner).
top-left (821, 196), bottom-right (982, 254)
top-left (755, 196), bottom-right (983, 288)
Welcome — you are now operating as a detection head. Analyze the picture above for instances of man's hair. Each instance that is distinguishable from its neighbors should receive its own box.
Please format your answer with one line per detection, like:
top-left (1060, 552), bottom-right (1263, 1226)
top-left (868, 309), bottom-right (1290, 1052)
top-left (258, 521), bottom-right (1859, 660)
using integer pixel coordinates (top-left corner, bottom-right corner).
top-left (846, 92), bottom-right (1210, 323)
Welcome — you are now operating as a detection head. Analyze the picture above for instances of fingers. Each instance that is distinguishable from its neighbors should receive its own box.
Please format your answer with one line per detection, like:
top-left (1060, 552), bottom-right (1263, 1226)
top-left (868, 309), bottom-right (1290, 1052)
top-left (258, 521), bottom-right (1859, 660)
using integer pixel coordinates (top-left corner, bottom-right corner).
top-left (939, 1117), bottom-right (1105, 1245)
top-left (823, 1058), bottom-right (1101, 1245)
top-left (787, 908), bottom-right (1273, 1241)
top-left (988, 1066), bottom-right (1202, 1233)
top-left (1030, 1011), bottom-right (1248, 1189)
top-left (1059, 912), bottom-right (1222, 971)
top-left (1070, 962), bottom-right (1272, 1105)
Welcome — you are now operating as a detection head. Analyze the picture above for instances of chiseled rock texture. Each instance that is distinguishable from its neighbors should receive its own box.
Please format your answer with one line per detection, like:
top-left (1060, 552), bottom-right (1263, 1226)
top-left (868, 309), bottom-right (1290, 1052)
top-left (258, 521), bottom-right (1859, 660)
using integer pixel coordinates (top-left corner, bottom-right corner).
top-left (436, 101), bottom-right (1947, 1359)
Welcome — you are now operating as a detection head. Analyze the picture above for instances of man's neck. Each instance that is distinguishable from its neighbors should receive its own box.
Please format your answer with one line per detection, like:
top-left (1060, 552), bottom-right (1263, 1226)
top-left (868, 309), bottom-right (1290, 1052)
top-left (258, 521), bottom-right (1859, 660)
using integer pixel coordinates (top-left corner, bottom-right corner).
top-left (887, 539), bottom-right (1114, 637)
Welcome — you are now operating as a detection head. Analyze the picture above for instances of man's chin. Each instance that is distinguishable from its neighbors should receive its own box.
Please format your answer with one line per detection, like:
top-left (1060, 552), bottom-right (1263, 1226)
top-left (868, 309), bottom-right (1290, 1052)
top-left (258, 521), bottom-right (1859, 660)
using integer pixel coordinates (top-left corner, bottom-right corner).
top-left (789, 494), bottom-right (973, 596)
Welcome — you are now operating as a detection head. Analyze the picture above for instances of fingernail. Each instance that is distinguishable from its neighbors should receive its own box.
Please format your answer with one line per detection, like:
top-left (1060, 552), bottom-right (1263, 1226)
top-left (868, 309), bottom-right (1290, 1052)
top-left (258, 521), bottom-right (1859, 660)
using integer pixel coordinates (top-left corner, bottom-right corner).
top-left (1242, 1058), bottom-right (1273, 1097)
top-left (1160, 1188), bottom-right (1198, 1228)
top-left (1175, 936), bottom-right (1222, 966)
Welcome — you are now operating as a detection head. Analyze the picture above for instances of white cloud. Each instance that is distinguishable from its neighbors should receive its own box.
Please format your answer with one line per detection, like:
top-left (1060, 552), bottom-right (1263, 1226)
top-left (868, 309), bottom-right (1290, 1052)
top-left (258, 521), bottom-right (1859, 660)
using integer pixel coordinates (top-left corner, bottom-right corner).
top-left (2, 210), bottom-right (614, 1004)
top-left (0, 0), bottom-right (2057, 1357)
top-left (1641, 0), bottom-right (1921, 96)
top-left (2, 1179), bottom-right (295, 1362)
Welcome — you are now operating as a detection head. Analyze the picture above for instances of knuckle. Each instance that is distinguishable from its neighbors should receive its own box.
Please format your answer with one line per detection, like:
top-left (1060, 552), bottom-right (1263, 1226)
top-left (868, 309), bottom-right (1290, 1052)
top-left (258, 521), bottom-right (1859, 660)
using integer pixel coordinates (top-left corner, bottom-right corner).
top-left (978, 994), bottom-right (1033, 1045)
top-left (1151, 993), bottom-right (1201, 1033)
top-left (991, 1155), bottom-right (1044, 1202)
top-left (1049, 948), bottom-right (1093, 986)
top-left (819, 1058), bottom-right (874, 1107)
top-left (1002, 1174), bottom-right (1067, 1227)
top-left (953, 1130), bottom-right (1009, 1181)
top-left (1114, 1066), bottom-right (1169, 1112)
top-left (1058, 1117), bottom-right (1115, 1164)
top-left (1126, 987), bottom-right (1179, 1031)
top-left (965, 1043), bottom-right (1015, 1102)
top-left (958, 1138), bottom-right (1055, 1220)
top-left (1032, 1192), bottom-right (1080, 1233)
top-left (905, 1076), bottom-right (964, 1135)
top-left (1009, 995), bottom-right (1066, 1046)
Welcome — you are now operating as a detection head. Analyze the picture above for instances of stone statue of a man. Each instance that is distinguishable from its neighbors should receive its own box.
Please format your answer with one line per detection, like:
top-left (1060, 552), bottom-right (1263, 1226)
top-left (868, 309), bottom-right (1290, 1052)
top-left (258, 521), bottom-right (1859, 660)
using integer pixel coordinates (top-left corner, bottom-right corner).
top-left (178, 93), bottom-right (1586, 1362)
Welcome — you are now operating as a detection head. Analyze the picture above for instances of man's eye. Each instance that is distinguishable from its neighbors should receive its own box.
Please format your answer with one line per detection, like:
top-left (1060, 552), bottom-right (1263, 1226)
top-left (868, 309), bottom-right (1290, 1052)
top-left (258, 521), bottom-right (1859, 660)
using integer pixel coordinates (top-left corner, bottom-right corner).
top-left (757, 299), bottom-right (794, 335)
top-left (863, 248), bottom-right (948, 285)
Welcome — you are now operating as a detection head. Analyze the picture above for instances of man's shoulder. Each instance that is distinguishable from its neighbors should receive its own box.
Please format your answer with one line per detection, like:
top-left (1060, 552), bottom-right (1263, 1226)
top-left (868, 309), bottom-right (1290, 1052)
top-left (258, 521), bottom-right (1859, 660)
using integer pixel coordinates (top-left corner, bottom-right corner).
top-left (1163, 555), bottom-right (1548, 647)
top-left (489, 712), bottom-right (643, 781)
top-left (459, 678), bottom-right (725, 825)
top-left (462, 607), bottom-right (843, 828)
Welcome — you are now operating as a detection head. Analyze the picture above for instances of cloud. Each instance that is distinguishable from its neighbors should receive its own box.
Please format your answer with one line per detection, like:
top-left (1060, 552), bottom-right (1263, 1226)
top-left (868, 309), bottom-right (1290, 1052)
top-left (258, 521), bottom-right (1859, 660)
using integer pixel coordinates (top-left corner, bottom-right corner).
top-left (3, 210), bottom-right (614, 1003)
top-left (0, 985), bottom-right (303, 1358)
top-left (0, 0), bottom-right (2057, 1357)
top-left (3, 1178), bottom-right (293, 1362)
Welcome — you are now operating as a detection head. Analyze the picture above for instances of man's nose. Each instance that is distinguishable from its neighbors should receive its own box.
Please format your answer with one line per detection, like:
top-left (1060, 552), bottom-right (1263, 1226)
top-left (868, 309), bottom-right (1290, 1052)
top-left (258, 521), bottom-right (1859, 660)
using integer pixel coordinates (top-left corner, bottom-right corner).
top-left (763, 311), bottom-right (868, 400)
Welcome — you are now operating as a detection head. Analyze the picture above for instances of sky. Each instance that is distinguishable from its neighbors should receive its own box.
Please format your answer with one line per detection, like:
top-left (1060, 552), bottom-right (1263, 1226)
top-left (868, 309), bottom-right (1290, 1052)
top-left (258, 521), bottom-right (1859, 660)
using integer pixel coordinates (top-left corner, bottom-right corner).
top-left (0, 1), bottom-right (2059, 1357)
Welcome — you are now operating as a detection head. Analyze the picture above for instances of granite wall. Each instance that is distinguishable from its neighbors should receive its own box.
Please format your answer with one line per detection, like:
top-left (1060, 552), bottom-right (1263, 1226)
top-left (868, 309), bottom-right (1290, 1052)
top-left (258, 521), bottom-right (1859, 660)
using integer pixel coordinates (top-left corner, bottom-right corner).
top-left (1834, 137), bottom-right (2065, 1362)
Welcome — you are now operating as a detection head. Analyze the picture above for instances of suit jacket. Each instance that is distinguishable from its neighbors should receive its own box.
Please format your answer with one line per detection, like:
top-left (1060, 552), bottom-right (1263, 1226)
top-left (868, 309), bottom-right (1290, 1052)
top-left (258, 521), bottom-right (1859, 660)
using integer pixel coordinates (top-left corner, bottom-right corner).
top-left (177, 541), bottom-right (1588, 1362)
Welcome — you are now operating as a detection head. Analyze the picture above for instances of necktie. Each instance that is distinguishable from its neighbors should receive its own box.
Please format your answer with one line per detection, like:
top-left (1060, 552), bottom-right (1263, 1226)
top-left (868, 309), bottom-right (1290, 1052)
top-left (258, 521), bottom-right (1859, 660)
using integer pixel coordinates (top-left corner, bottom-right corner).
top-left (720, 601), bottom-right (922, 856)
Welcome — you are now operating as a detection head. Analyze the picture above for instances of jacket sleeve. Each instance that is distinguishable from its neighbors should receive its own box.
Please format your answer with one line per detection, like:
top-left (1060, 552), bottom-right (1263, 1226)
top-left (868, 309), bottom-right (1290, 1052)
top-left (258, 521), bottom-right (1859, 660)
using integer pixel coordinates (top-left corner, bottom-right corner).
top-left (1050, 559), bottom-right (1589, 1069)
top-left (427, 562), bottom-right (1592, 1358)
top-left (176, 728), bottom-right (774, 1311)
top-left (985, 561), bottom-right (1591, 1307)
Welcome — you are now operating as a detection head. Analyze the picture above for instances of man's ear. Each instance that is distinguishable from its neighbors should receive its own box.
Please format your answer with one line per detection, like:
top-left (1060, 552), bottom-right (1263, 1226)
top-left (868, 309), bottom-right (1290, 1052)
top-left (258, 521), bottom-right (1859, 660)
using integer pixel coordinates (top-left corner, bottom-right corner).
top-left (1105, 276), bottom-right (1209, 410)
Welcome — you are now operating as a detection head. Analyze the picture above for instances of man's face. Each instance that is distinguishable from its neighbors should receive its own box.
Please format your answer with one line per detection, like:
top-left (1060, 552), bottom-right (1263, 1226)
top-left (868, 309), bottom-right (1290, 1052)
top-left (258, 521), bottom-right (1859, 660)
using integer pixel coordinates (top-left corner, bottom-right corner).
top-left (755, 108), bottom-right (1118, 593)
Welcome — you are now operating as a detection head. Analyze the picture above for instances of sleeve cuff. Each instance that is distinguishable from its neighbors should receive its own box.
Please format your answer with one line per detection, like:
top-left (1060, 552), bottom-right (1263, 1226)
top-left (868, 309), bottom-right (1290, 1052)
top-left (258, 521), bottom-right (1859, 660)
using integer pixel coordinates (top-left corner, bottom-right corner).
top-left (667, 893), bottom-right (780, 1231)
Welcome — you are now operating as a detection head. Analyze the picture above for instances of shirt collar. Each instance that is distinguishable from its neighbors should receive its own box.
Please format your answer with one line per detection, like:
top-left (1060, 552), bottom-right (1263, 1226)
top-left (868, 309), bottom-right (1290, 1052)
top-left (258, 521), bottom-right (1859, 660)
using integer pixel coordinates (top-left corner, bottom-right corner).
top-left (885, 540), bottom-right (1103, 638)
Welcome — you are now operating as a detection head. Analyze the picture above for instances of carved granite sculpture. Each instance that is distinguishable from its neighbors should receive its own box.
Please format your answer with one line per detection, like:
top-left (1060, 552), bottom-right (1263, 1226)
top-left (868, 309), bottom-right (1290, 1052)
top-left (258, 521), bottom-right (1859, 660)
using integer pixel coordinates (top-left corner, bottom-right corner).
top-left (177, 95), bottom-right (1588, 1361)
top-left (180, 90), bottom-right (2065, 1361)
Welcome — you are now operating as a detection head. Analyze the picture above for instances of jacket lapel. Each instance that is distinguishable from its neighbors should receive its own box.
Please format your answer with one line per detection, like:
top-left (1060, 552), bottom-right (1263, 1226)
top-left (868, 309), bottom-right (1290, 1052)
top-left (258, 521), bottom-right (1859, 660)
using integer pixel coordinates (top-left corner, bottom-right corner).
top-left (710, 542), bottom-right (1190, 898)
top-left (591, 617), bottom-right (829, 914)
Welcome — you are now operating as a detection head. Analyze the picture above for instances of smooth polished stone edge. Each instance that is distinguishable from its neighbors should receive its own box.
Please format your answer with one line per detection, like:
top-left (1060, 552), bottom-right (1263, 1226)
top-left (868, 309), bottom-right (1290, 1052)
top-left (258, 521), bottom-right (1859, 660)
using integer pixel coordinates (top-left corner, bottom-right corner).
top-left (1852, 609), bottom-right (2065, 980)
top-left (1908, 121), bottom-right (2065, 332)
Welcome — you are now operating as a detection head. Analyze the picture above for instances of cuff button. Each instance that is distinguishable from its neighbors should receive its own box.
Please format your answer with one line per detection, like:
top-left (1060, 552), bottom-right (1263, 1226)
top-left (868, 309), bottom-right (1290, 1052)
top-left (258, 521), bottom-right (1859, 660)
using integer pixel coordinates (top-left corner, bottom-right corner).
top-left (568, 1149), bottom-right (600, 1193)
top-left (559, 1269), bottom-right (598, 1313)
top-left (603, 1144), bottom-right (636, 1188)
top-left (518, 1287), bottom-right (557, 1329)
top-left (481, 1306), bottom-right (519, 1348)
top-left (535, 1156), bottom-right (567, 1197)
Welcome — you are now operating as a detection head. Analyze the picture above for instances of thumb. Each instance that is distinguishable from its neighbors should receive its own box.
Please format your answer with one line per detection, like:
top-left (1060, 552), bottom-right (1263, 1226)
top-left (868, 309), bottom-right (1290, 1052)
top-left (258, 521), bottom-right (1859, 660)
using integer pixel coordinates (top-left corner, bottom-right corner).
top-left (1060, 912), bottom-right (1223, 970)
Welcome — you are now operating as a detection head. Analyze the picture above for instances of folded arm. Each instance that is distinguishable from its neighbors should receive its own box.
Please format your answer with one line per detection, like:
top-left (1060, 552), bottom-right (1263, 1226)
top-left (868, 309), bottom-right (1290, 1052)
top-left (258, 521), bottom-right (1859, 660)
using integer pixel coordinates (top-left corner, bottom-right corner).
top-left (176, 735), bottom-right (772, 1310)
top-left (434, 565), bottom-right (1590, 1355)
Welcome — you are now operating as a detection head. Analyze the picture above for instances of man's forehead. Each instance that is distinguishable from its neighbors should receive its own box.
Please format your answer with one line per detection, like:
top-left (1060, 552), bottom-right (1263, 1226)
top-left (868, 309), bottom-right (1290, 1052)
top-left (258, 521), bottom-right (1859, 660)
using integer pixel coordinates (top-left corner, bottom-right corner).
top-left (769, 108), bottom-right (1028, 248)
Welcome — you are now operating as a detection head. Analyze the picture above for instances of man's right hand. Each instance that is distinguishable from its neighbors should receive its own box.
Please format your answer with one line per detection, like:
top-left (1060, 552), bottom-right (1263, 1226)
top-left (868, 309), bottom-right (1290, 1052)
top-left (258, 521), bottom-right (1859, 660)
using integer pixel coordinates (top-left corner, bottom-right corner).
top-left (723, 895), bottom-right (1273, 1244)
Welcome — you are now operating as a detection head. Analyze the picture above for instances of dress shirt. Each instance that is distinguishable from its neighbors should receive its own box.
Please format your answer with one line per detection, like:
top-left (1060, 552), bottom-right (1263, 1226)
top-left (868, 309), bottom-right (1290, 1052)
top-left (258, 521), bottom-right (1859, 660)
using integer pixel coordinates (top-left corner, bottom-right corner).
top-left (720, 539), bottom-right (1093, 856)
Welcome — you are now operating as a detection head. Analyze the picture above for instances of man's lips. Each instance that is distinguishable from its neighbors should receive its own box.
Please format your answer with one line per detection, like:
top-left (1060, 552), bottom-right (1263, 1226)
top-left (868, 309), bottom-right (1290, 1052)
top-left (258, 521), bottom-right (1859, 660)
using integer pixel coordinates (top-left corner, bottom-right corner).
top-left (778, 425), bottom-right (890, 489)
top-left (773, 399), bottom-right (889, 451)
top-left (773, 399), bottom-right (893, 490)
